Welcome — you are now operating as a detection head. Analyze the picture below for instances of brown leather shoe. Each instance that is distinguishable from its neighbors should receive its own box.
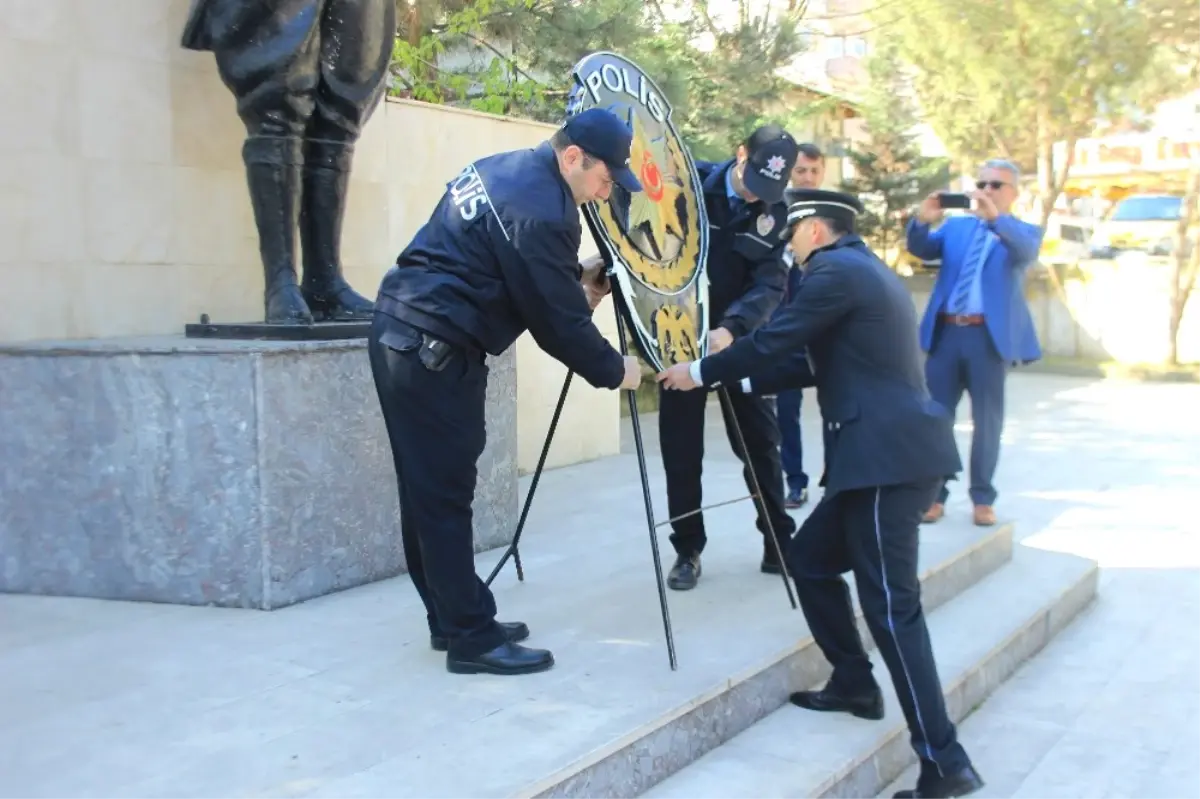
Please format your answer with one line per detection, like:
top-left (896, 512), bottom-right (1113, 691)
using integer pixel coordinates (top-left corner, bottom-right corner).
top-left (973, 505), bottom-right (997, 526)
top-left (922, 503), bottom-right (944, 524)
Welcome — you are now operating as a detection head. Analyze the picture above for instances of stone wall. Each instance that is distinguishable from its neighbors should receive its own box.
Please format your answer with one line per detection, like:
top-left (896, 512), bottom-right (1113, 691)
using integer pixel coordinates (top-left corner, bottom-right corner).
top-left (906, 257), bottom-right (1200, 366)
top-left (0, 0), bottom-right (620, 474)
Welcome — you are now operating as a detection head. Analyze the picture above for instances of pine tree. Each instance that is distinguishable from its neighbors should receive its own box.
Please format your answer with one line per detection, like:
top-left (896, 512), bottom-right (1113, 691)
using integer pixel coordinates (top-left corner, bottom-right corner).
top-left (840, 40), bottom-right (949, 267)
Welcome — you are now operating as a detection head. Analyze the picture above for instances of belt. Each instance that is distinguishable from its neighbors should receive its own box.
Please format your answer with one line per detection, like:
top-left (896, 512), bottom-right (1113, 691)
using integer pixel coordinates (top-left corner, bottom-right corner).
top-left (939, 313), bottom-right (985, 326)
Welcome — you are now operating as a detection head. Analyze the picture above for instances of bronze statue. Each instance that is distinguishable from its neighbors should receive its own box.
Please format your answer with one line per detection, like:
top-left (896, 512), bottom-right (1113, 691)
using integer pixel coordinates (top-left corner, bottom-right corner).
top-left (182, 0), bottom-right (396, 324)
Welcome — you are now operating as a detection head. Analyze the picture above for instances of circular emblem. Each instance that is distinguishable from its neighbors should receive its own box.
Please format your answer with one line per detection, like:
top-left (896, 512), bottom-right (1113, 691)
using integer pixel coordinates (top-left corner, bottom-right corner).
top-left (567, 52), bottom-right (712, 373)
top-left (756, 213), bottom-right (775, 237)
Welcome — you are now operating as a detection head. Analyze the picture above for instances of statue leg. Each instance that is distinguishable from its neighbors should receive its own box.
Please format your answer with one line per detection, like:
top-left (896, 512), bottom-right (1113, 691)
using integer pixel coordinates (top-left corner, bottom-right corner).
top-left (243, 137), bottom-right (313, 324)
top-left (208, 0), bottom-right (324, 324)
top-left (298, 0), bottom-right (397, 321)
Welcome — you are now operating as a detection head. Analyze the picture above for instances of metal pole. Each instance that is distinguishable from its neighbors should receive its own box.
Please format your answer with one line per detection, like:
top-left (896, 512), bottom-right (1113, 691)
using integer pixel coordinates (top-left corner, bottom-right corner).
top-left (614, 304), bottom-right (679, 671)
top-left (716, 386), bottom-right (798, 610)
top-left (484, 371), bottom-right (574, 587)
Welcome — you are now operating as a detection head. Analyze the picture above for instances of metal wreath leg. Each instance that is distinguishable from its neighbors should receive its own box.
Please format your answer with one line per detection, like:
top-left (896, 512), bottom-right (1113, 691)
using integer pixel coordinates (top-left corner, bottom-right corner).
top-left (484, 371), bottom-right (574, 587)
top-left (614, 306), bottom-right (679, 671)
top-left (716, 386), bottom-right (798, 610)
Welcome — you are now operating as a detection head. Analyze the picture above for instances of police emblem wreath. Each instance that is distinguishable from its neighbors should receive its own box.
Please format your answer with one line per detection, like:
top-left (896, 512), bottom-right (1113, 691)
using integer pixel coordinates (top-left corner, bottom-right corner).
top-left (566, 52), bottom-right (711, 374)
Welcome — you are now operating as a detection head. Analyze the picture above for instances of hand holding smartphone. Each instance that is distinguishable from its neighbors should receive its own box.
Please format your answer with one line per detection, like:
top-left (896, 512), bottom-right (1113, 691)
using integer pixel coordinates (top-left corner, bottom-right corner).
top-left (938, 192), bottom-right (974, 210)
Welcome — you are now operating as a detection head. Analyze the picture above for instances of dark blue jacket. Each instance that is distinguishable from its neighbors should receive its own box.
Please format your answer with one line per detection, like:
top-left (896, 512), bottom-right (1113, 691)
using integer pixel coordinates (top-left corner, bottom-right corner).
top-left (700, 235), bottom-right (962, 495)
top-left (696, 159), bottom-right (791, 336)
top-left (374, 142), bottom-right (625, 390)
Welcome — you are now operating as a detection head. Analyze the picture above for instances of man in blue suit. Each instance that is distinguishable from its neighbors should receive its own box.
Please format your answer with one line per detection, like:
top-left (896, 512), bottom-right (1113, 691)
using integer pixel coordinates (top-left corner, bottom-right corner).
top-left (659, 189), bottom-right (983, 799)
top-left (906, 159), bottom-right (1043, 527)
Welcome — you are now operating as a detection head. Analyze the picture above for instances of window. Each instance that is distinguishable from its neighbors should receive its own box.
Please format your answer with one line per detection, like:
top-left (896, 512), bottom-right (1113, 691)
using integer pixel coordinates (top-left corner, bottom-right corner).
top-left (826, 37), bottom-right (844, 57)
top-left (1110, 195), bottom-right (1182, 222)
top-left (847, 36), bottom-right (867, 57)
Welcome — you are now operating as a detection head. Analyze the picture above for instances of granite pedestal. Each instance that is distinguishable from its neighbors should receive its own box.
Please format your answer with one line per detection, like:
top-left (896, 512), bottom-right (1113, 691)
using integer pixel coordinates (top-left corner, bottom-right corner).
top-left (0, 337), bottom-right (518, 610)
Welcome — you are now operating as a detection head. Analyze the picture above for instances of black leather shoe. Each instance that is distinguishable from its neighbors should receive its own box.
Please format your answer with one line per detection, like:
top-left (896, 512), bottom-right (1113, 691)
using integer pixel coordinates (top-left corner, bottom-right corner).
top-left (761, 539), bottom-right (790, 575)
top-left (446, 641), bottom-right (554, 675)
top-left (667, 554), bottom-right (701, 590)
top-left (893, 764), bottom-right (984, 798)
top-left (430, 621), bottom-right (529, 652)
top-left (789, 684), bottom-right (884, 720)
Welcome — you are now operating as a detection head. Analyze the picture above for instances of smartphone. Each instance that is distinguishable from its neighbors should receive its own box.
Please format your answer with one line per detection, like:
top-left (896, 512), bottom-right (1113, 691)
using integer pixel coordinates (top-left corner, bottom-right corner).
top-left (939, 192), bottom-right (973, 210)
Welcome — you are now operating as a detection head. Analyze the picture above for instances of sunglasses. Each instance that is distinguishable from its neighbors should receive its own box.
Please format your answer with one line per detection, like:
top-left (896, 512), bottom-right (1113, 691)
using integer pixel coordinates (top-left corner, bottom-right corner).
top-left (976, 180), bottom-right (1009, 190)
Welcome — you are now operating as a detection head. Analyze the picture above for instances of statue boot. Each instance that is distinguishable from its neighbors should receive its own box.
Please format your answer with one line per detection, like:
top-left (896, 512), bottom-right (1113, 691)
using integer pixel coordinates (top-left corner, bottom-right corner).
top-left (299, 139), bottom-right (375, 321)
top-left (244, 136), bottom-right (313, 324)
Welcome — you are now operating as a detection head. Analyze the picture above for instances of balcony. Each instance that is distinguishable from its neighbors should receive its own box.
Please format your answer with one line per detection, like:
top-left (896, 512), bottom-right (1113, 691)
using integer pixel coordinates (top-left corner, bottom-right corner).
top-left (1060, 133), bottom-right (1200, 181)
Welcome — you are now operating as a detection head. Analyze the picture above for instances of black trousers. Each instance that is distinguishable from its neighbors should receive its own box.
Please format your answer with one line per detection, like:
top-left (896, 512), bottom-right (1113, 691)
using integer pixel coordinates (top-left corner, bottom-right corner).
top-left (787, 479), bottom-right (970, 776)
top-left (658, 386), bottom-right (796, 557)
top-left (367, 316), bottom-right (507, 658)
top-left (203, 0), bottom-right (395, 152)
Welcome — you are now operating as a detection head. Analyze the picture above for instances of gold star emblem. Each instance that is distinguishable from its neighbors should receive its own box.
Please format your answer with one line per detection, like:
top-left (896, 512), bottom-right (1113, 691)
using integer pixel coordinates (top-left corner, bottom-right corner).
top-left (625, 114), bottom-right (685, 262)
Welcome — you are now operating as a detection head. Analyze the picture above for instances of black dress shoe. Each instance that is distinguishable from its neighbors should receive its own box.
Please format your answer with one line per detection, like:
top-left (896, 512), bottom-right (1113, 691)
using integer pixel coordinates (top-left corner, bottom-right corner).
top-left (446, 641), bottom-right (554, 675)
top-left (430, 621), bottom-right (529, 652)
top-left (893, 764), bottom-right (984, 798)
top-left (789, 684), bottom-right (885, 720)
top-left (667, 554), bottom-right (701, 590)
top-left (761, 539), bottom-right (790, 575)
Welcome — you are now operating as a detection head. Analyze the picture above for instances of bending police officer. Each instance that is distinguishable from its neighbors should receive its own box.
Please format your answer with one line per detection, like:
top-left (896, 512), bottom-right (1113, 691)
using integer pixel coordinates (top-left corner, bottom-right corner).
top-left (369, 109), bottom-right (643, 677)
top-left (661, 124), bottom-right (800, 592)
top-left (658, 189), bottom-right (984, 799)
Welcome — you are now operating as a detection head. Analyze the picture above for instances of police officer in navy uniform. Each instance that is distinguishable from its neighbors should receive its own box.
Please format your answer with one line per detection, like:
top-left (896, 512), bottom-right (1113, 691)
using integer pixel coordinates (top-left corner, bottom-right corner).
top-left (660, 124), bottom-right (800, 592)
top-left (369, 109), bottom-right (644, 677)
top-left (658, 189), bottom-right (984, 798)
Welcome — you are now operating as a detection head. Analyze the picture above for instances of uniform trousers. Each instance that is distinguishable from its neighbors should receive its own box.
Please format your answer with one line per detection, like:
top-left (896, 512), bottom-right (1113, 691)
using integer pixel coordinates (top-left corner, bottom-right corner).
top-left (367, 315), bottom-right (508, 658)
top-left (786, 478), bottom-right (970, 776)
top-left (659, 386), bottom-right (796, 557)
top-left (775, 388), bottom-right (809, 495)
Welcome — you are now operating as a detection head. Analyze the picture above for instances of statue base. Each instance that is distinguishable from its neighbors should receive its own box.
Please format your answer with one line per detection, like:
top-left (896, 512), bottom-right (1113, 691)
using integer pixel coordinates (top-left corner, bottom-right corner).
top-left (184, 316), bottom-right (371, 341)
top-left (0, 335), bottom-right (518, 609)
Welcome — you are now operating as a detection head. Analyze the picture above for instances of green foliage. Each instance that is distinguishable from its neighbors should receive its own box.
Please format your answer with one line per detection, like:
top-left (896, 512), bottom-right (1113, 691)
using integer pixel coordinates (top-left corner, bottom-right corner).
top-left (391, 0), bottom-right (548, 116)
top-left (883, 0), bottom-right (1157, 209)
top-left (388, 0), bottom-right (808, 156)
top-left (839, 40), bottom-right (950, 265)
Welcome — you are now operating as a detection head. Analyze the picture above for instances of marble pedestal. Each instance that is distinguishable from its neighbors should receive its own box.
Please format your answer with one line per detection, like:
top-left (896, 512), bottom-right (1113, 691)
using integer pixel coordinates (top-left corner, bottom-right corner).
top-left (0, 337), bottom-right (518, 609)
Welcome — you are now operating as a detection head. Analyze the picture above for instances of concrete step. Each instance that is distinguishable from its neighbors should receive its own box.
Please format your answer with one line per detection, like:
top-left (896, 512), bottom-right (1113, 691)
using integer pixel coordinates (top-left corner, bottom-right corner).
top-left (0, 454), bottom-right (1011, 799)
top-left (640, 544), bottom-right (1099, 799)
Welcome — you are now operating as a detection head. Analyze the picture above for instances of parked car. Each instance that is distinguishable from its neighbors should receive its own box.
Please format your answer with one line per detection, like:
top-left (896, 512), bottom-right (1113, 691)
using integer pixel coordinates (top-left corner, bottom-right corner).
top-left (1089, 193), bottom-right (1188, 258)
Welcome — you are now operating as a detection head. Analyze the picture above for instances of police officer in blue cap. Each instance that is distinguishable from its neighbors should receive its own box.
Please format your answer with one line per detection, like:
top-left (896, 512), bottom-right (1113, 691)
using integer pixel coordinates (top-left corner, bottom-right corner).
top-left (658, 188), bottom-right (984, 799)
top-left (368, 109), bottom-right (644, 677)
top-left (659, 124), bottom-right (800, 592)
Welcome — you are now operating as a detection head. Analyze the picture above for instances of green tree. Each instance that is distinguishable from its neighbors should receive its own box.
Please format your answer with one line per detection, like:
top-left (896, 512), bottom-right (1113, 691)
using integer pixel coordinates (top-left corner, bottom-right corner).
top-left (884, 0), bottom-right (1156, 230)
top-left (839, 41), bottom-right (950, 266)
top-left (388, 0), bottom-right (808, 158)
top-left (1133, 0), bottom-right (1200, 365)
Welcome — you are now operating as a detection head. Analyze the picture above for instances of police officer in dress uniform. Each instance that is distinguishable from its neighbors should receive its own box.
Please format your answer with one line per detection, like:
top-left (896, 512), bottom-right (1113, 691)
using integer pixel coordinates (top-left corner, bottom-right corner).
top-left (658, 190), bottom-right (984, 799)
top-left (368, 109), bottom-right (644, 676)
top-left (660, 125), bottom-right (800, 592)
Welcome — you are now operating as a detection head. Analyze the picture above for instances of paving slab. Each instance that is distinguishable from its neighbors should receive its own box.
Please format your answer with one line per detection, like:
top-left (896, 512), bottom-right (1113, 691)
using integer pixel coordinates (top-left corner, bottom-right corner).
top-left (0, 445), bottom-right (1003, 799)
top-left (878, 373), bottom-right (1200, 799)
top-left (641, 544), bottom-right (1097, 799)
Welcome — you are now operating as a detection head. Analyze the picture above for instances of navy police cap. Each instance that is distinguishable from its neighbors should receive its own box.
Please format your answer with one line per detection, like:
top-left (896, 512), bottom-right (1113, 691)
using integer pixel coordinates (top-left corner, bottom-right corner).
top-left (741, 124), bottom-right (800, 204)
top-left (563, 108), bottom-right (643, 193)
top-left (785, 187), bottom-right (864, 231)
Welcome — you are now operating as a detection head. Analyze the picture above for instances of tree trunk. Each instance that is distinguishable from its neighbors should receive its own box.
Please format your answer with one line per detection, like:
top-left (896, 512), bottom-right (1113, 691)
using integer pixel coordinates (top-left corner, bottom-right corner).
top-left (1169, 156), bottom-right (1200, 366)
top-left (1036, 99), bottom-right (1053, 229)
